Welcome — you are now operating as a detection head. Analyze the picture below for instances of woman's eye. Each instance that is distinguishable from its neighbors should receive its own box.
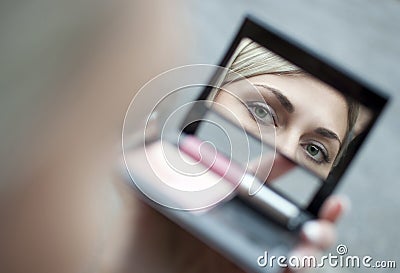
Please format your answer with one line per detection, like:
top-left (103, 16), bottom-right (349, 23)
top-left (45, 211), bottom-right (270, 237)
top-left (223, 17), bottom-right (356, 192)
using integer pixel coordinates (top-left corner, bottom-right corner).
top-left (246, 101), bottom-right (277, 126)
top-left (255, 106), bottom-right (269, 119)
top-left (303, 143), bottom-right (329, 164)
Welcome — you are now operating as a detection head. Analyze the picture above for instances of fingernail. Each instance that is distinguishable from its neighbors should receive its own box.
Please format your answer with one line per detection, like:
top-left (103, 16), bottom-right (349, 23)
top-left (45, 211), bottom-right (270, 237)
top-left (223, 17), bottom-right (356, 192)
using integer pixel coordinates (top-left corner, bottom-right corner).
top-left (302, 221), bottom-right (323, 245)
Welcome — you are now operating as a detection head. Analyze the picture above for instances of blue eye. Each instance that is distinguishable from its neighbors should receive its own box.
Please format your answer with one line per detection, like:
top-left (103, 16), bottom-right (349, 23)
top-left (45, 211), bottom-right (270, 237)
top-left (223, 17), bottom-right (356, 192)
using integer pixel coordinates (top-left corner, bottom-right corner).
top-left (246, 101), bottom-right (277, 127)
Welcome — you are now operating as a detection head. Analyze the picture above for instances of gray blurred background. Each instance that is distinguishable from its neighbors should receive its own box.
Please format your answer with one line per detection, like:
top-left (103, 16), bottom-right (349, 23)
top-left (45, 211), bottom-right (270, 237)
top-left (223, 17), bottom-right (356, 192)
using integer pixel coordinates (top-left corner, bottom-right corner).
top-left (184, 1), bottom-right (400, 272)
top-left (1, 0), bottom-right (399, 272)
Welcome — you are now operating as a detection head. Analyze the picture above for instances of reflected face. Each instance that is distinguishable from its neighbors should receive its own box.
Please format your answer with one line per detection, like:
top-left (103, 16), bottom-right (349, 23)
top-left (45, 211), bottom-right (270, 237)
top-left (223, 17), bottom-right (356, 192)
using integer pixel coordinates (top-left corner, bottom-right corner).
top-left (214, 73), bottom-right (348, 178)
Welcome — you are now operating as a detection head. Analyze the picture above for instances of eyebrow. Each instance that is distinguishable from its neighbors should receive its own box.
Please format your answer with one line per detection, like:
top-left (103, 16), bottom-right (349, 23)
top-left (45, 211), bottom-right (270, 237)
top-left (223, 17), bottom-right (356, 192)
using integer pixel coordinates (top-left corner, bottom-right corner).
top-left (254, 83), bottom-right (342, 145)
top-left (254, 84), bottom-right (294, 113)
top-left (314, 127), bottom-right (342, 145)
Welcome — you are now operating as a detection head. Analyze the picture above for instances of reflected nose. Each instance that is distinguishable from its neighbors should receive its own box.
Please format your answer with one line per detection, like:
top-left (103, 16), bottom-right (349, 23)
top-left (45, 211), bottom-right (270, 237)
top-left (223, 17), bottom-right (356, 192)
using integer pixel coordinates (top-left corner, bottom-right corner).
top-left (266, 153), bottom-right (296, 183)
top-left (247, 149), bottom-right (296, 185)
top-left (263, 131), bottom-right (298, 183)
top-left (245, 130), bottom-right (300, 187)
top-left (275, 130), bottom-right (298, 162)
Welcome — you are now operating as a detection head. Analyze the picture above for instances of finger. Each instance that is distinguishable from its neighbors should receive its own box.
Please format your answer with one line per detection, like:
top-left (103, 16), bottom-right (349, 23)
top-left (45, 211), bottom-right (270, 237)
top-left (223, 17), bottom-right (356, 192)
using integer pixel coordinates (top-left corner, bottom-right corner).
top-left (318, 195), bottom-right (350, 223)
top-left (300, 220), bottom-right (336, 250)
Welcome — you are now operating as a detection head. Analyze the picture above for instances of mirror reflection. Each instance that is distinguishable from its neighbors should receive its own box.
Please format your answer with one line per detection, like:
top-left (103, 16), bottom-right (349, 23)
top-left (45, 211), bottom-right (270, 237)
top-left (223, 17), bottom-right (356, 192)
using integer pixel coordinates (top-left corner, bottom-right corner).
top-left (207, 38), bottom-right (371, 181)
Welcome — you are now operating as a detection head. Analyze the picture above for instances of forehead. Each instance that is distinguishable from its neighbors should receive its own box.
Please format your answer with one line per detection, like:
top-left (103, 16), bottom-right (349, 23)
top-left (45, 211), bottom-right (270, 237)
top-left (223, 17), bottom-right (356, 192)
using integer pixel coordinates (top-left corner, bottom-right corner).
top-left (248, 74), bottom-right (348, 140)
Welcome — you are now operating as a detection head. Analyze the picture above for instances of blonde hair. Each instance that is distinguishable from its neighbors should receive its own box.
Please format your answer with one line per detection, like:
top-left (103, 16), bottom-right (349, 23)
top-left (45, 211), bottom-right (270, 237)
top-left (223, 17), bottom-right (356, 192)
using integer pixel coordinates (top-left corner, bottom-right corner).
top-left (223, 38), bottom-right (302, 83)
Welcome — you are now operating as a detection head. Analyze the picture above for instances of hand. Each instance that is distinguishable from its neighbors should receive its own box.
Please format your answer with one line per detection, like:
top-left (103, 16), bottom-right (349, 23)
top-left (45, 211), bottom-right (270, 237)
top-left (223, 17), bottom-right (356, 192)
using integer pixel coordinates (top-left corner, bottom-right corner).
top-left (128, 194), bottom-right (348, 273)
top-left (283, 195), bottom-right (348, 272)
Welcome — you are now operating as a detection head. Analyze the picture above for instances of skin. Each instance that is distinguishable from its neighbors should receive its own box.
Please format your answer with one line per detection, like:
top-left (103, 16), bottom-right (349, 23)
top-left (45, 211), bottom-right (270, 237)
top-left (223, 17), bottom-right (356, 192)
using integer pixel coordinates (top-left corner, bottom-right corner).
top-left (215, 74), bottom-right (348, 178)
top-left (126, 191), bottom-right (345, 273)
top-left (123, 69), bottom-right (349, 272)
top-left (0, 2), bottom-right (347, 273)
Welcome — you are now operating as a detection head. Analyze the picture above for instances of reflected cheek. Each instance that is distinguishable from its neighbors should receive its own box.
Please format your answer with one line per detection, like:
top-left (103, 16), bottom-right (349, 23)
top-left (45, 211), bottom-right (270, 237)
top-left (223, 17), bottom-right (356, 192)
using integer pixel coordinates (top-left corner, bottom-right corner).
top-left (247, 153), bottom-right (296, 184)
top-left (267, 154), bottom-right (296, 183)
top-left (300, 156), bottom-right (332, 179)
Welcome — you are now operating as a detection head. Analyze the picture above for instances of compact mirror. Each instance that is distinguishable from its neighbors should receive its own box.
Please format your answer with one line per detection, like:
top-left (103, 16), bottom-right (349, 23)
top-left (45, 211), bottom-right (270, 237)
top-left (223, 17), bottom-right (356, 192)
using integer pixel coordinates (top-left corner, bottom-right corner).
top-left (123, 17), bottom-right (389, 273)
top-left (124, 16), bottom-right (388, 222)
top-left (182, 22), bottom-right (387, 215)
